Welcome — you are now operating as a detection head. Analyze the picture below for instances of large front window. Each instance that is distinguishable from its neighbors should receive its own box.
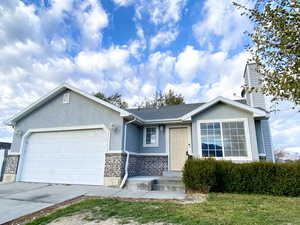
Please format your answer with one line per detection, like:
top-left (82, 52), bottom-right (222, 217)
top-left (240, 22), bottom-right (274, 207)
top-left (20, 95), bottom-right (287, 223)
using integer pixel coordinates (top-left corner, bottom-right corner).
top-left (200, 120), bottom-right (248, 158)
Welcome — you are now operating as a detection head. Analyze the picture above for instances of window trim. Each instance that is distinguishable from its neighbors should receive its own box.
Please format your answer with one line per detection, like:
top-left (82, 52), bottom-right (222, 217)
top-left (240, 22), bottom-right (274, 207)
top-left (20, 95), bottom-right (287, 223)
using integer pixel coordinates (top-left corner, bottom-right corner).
top-left (143, 126), bottom-right (159, 147)
top-left (197, 118), bottom-right (252, 161)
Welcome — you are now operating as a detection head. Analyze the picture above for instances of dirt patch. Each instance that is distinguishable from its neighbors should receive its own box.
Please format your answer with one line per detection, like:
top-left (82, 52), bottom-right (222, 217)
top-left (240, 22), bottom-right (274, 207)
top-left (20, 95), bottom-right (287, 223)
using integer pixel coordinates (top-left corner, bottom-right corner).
top-left (48, 213), bottom-right (171, 225)
top-left (180, 193), bottom-right (207, 204)
top-left (5, 196), bottom-right (87, 225)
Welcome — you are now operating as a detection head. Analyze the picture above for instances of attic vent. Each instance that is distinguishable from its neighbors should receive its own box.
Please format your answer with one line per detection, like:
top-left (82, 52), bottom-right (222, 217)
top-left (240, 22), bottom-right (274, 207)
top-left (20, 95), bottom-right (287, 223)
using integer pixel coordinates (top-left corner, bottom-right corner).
top-left (63, 93), bottom-right (70, 104)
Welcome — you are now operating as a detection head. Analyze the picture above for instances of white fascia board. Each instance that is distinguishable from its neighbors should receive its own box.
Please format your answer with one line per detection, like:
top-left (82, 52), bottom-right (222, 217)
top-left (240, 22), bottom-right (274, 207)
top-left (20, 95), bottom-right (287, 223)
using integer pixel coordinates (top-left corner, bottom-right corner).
top-left (6, 83), bottom-right (131, 125)
top-left (181, 96), bottom-right (267, 121)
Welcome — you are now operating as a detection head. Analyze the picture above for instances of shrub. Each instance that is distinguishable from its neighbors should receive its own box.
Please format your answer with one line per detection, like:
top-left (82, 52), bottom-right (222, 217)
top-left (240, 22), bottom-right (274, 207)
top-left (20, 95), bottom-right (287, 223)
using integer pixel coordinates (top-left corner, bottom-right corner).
top-left (183, 159), bottom-right (300, 196)
top-left (182, 158), bottom-right (216, 193)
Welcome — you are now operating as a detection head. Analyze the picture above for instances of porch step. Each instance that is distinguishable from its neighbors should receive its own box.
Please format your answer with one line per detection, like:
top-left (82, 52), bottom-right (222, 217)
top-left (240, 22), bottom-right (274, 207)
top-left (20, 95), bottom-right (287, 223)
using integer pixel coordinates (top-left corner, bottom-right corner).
top-left (162, 171), bottom-right (183, 177)
top-left (153, 177), bottom-right (183, 185)
top-left (152, 176), bottom-right (184, 192)
top-left (125, 174), bottom-right (185, 192)
top-left (152, 183), bottom-right (185, 192)
top-left (125, 176), bottom-right (158, 191)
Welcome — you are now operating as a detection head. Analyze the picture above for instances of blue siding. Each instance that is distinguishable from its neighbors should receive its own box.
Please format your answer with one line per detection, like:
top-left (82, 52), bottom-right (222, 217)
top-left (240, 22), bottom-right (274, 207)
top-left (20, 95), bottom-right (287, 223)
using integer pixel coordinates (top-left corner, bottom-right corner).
top-left (253, 119), bottom-right (274, 162)
top-left (139, 125), bottom-right (166, 153)
top-left (125, 124), bottom-right (166, 153)
top-left (125, 123), bottom-right (140, 153)
top-left (261, 120), bottom-right (274, 162)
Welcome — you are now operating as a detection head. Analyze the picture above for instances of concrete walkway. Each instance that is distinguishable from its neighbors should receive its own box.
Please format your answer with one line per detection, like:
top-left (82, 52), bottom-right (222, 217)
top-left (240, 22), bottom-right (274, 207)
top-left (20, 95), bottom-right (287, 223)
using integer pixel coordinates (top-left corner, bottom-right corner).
top-left (0, 182), bottom-right (186, 224)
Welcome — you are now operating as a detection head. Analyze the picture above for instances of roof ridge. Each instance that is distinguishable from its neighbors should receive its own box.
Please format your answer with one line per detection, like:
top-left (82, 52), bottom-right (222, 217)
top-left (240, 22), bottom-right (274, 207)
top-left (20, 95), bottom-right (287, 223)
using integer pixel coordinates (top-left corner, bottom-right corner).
top-left (127, 102), bottom-right (204, 110)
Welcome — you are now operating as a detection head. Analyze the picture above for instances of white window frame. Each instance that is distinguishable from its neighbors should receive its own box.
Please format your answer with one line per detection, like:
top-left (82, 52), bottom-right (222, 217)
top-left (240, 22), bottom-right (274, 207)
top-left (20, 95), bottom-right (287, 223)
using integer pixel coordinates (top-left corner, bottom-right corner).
top-left (143, 126), bottom-right (159, 147)
top-left (197, 118), bottom-right (252, 161)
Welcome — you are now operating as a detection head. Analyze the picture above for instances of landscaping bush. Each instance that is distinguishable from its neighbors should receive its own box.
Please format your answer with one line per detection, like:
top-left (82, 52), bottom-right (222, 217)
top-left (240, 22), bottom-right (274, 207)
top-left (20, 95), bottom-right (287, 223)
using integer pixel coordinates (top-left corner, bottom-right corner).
top-left (183, 158), bottom-right (216, 193)
top-left (183, 158), bottom-right (300, 196)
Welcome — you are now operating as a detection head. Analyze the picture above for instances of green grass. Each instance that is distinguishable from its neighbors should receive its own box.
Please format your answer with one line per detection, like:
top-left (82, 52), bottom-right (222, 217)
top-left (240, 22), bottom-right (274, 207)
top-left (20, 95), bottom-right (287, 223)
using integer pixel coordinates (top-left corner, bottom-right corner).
top-left (26, 193), bottom-right (300, 225)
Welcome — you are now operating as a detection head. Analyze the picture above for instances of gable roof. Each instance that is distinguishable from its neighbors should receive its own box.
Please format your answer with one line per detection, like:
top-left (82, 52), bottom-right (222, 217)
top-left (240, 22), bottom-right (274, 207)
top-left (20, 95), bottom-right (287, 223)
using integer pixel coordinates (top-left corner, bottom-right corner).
top-left (127, 103), bottom-right (204, 120)
top-left (128, 97), bottom-right (267, 122)
top-left (6, 83), bottom-right (131, 125)
top-left (6, 84), bottom-right (268, 126)
top-left (181, 96), bottom-right (267, 120)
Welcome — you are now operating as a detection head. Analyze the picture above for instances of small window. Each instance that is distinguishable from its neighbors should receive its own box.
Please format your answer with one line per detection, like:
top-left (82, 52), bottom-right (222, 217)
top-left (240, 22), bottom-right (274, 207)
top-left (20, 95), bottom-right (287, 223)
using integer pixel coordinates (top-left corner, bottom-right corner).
top-left (63, 93), bottom-right (70, 104)
top-left (143, 127), bottom-right (159, 147)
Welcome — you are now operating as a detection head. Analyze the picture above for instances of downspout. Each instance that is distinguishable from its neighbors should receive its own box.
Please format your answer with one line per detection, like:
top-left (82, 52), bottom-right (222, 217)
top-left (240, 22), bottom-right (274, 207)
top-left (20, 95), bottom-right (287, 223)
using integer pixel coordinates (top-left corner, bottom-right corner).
top-left (120, 117), bottom-right (137, 188)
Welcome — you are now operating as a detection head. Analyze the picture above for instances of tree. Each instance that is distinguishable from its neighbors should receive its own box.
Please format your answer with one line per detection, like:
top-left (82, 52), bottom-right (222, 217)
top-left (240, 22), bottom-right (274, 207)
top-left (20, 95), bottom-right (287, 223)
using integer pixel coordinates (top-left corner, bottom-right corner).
top-left (137, 90), bottom-right (185, 108)
top-left (94, 92), bottom-right (128, 109)
top-left (234, 0), bottom-right (300, 106)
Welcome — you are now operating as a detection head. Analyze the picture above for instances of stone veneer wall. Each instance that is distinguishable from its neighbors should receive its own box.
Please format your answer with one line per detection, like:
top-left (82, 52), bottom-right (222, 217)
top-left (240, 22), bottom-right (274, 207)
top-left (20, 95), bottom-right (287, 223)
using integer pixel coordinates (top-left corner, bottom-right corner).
top-left (104, 153), bottom-right (126, 186)
top-left (2, 155), bottom-right (19, 183)
top-left (104, 153), bottom-right (168, 186)
top-left (131, 155), bottom-right (168, 176)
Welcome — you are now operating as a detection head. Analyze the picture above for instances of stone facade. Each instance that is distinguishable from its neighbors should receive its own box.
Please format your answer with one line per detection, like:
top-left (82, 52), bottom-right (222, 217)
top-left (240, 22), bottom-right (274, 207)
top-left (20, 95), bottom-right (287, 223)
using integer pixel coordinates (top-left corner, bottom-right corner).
top-left (104, 153), bottom-right (126, 177)
top-left (130, 155), bottom-right (168, 176)
top-left (2, 155), bottom-right (19, 183)
top-left (104, 153), bottom-right (126, 186)
top-left (4, 155), bottom-right (19, 174)
top-left (103, 152), bottom-right (168, 186)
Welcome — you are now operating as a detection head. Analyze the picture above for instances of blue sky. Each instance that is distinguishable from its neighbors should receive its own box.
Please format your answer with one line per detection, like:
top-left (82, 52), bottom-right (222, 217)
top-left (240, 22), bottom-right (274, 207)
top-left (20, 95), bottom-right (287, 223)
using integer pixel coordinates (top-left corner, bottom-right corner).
top-left (0, 0), bottom-right (299, 156)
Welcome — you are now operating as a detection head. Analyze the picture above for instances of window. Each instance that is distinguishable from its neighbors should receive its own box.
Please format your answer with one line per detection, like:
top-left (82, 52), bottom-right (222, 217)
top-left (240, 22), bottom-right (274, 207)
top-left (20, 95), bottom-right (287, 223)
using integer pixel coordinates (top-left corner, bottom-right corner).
top-left (199, 120), bottom-right (248, 158)
top-left (200, 122), bottom-right (223, 157)
top-left (143, 127), bottom-right (159, 147)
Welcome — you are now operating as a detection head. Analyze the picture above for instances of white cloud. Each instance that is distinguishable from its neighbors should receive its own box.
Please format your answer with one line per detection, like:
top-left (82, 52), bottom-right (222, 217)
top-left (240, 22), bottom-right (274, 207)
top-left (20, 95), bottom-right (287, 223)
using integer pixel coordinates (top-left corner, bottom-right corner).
top-left (0, 0), bottom-right (41, 46)
top-left (75, 0), bottom-right (108, 49)
top-left (133, 0), bottom-right (186, 26)
top-left (50, 37), bottom-right (67, 52)
top-left (201, 51), bottom-right (249, 100)
top-left (124, 77), bottom-right (141, 94)
top-left (193, 0), bottom-right (253, 51)
top-left (148, 0), bottom-right (187, 25)
top-left (141, 83), bottom-right (156, 96)
top-left (112, 0), bottom-right (134, 6)
top-left (270, 101), bottom-right (300, 152)
top-left (175, 45), bottom-right (202, 81)
top-left (150, 29), bottom-right (178, 50)
top-left (282, 147), bottom-right (300, 154)
top-left (75, 46), bottom-right (130, 77)
top-left (144, 51), bottom-right (176, 87)
top-left (164, 82), bottom-right (201, 100)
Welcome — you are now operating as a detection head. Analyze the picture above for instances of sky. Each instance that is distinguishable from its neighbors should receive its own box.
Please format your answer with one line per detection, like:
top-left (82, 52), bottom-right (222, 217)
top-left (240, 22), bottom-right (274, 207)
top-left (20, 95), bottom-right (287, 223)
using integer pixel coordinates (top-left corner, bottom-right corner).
top-left (0, 0), bottom-right (299, 155)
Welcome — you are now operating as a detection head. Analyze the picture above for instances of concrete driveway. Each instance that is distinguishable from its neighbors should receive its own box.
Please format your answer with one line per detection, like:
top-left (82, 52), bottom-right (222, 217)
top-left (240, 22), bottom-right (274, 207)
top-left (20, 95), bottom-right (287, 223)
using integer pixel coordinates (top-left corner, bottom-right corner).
top-left (0, 182), bottom-right (104, 224)
top-left (0, 182), bottom-right (186, 224)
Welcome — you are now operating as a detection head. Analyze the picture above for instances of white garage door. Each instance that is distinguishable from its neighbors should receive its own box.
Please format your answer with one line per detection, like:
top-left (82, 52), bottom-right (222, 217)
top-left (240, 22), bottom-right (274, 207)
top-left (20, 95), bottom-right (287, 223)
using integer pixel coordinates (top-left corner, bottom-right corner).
top-left (19, 129), bottom-right (107, 185)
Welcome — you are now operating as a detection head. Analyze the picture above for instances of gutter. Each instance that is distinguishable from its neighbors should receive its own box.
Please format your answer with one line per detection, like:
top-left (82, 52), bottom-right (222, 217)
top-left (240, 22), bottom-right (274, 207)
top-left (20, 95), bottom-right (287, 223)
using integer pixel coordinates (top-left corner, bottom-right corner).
top-left (120, 117), bottom-right (137, 188)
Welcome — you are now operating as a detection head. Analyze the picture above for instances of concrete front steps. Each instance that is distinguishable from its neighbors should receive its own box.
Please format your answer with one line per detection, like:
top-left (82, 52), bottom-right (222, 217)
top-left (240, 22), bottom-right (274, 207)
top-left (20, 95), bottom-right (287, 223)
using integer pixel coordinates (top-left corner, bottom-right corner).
top-left (125, 171), bottom-right (185, 192)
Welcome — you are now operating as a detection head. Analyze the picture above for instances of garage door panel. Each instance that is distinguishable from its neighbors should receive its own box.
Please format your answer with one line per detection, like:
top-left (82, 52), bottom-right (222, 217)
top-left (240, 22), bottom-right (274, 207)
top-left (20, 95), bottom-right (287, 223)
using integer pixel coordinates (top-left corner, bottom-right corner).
top-left (20, 129), bottom-right (107, 185)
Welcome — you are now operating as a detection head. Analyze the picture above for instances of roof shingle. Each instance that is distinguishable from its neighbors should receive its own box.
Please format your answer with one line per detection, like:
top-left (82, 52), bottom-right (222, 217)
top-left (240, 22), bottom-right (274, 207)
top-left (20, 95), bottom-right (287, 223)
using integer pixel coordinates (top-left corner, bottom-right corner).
top-left (127, 99), bottom-right (248, 120)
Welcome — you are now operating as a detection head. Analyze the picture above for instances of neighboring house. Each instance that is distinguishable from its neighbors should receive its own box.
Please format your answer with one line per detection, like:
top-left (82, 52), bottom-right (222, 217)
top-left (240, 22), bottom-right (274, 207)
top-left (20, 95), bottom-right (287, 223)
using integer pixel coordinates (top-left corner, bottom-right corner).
top-left (3, 64), bottom-right (274, 186)
top-left (0, 142), bottom-right (11, 181)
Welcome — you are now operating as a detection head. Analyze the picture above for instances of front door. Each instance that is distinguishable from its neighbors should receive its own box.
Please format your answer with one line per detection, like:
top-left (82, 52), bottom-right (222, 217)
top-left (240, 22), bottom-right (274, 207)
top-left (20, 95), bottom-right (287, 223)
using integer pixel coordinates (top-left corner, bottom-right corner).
top-left (169, 127), bottom-right (189, 171)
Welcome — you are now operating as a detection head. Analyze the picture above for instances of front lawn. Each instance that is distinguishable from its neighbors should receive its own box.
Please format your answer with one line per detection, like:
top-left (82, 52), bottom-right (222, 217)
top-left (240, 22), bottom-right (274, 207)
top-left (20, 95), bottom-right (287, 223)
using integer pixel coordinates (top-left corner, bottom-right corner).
top-left (26, 193), bottom-right (300, 225)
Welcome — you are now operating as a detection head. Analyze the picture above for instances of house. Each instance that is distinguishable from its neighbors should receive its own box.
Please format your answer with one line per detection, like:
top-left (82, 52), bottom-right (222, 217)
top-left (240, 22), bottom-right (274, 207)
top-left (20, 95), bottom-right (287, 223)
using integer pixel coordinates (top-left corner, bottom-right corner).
top-left (3, 63), bottom-right (274, 186)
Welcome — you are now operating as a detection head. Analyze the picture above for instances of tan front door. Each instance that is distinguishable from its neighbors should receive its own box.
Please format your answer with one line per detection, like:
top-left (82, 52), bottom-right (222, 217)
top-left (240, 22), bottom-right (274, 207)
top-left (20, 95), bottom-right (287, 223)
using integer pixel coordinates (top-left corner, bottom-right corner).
top-left (169, 127), bottom-right (189, 171)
